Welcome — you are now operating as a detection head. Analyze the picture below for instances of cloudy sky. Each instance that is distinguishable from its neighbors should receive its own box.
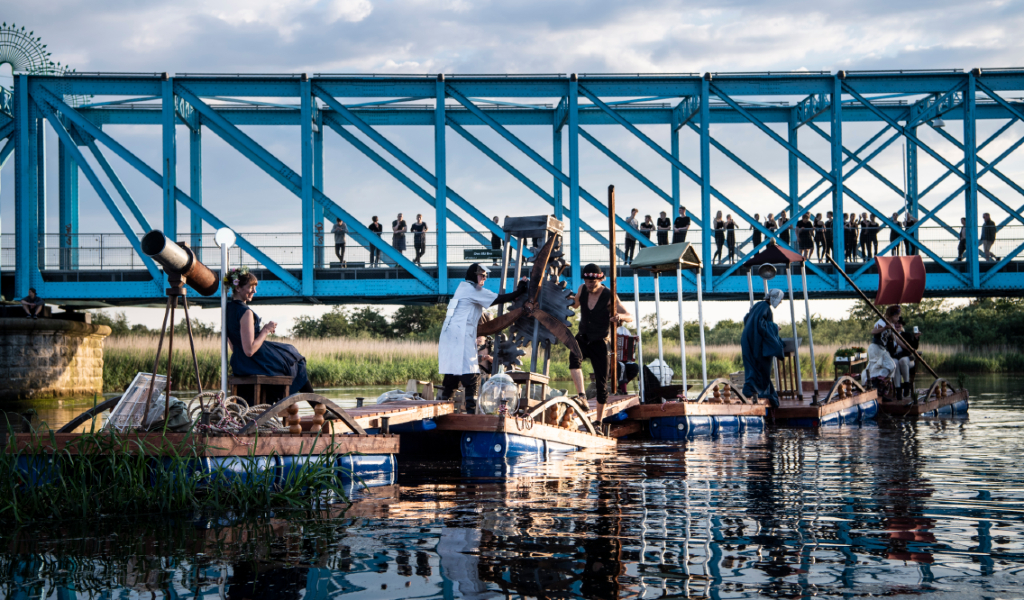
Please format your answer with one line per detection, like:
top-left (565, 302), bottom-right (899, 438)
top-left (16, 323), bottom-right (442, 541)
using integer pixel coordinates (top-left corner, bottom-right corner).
top-left (2, 0), bottom-right (1017, 331)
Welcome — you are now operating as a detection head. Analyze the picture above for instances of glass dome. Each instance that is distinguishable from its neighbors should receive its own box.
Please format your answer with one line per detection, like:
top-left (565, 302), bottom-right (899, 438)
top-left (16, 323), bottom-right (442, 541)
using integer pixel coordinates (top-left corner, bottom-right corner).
top-left (478, 367), bottom-right (521, 415)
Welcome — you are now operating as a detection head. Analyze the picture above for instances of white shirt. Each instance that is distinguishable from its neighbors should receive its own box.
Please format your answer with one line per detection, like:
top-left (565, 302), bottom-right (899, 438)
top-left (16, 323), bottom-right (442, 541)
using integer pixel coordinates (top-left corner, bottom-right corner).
top-left (438, 281), bottom-right (498, 375)
top-left (626, 216), bottom-right (639, 241)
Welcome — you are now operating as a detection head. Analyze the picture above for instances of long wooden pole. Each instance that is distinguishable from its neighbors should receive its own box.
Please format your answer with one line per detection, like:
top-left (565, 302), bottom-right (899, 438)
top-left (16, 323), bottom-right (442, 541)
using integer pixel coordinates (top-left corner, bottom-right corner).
top-left (608, 185), bottom-right (618, 393)
top-left (826, 255), bottom-right (939, 379)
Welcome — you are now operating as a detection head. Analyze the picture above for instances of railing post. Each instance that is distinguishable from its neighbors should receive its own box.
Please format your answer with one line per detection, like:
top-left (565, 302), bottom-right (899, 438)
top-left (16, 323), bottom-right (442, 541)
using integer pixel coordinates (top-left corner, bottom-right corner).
top-left (435, 74), bottom-right (448, 295)
top-left (162, 74), bottom-right (177, 242)
top-left (831, 73), bottom-right (846, 289)
top-left (700, 75), bottom-right (712, 291)
top-left (964, 70), bottom-right (980, 287)
top-left (569, 74), bottom-right (581, 287)
top-left (300, 74), bottom-right (314, 297)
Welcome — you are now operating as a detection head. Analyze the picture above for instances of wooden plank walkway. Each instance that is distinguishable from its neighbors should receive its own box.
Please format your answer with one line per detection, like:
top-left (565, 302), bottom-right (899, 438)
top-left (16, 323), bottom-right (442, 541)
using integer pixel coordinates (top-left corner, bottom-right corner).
top-left (434, 414), bottom-right (617, 449)
top-left (586, 394), bottom-right (641, 421)
top-left (342, 400), bottom-right (455, 430)
top-left (770, 380), bottom-right (878, 420)
top-left (879, 388), bottom-right (969, 416)
top-left (628, 401), bottom-right (766, 420)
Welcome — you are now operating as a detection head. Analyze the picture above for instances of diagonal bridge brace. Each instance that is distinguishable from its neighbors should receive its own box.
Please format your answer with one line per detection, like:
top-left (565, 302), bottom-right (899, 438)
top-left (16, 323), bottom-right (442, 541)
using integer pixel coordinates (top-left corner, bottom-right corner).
top-left (445, 83), bottom-right (651, 246)
top-left (32, 96), bottom-right (164, 289)
top-left (35, 84), bottom-right (304, 293)
top-left (175, 84), bottom-right (436, 291)
top-left (311, 84), bottom-right (515, 254)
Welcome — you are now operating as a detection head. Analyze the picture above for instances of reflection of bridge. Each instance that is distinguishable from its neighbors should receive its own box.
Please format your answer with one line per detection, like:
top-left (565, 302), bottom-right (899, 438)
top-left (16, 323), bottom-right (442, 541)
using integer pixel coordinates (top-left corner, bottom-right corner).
top-left (3, 71), bottom-right (1024, 305)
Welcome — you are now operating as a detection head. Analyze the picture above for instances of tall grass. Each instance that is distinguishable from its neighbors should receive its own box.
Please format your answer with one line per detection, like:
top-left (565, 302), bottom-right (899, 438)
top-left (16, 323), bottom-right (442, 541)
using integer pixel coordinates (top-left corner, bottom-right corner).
top-left (0, 428), bottom-right (351, 523)
top-left (102, 335), bottom-right (1024, 392)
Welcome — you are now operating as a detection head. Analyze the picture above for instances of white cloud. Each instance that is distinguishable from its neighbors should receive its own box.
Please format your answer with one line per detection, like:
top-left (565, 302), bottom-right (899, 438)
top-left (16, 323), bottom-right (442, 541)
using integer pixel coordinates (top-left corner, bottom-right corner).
top-left (325, 0), bottom-right (374, 23)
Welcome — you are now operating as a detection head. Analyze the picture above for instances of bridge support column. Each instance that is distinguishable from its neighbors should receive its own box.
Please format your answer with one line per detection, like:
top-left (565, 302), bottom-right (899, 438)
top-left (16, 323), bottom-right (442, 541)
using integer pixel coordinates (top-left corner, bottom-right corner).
top-left (830, 75), bottom-right (846, 289)
top-left (435, 74), bottom-right (448, 295)
top-left (15, 74), bottom-right (39, 299)
top-left (788, 107), bottom-right (798, 243)
top-left (162, 74), bottom-right (176, 242)
top-left (59, 141), bottom-right (79, 270)
top-left (568, 74), bottom-right (580, 287)
top-left (36, 117), bottom-right (47, 272)
top-left (300, 75), bottom-right (314, 297)
top-left (699, 75), bottom-right (712, 290)
top-left (189, 123), bottom-right (202, 262)
top-left (964, 71), bottom-right (980, 288)
top-left (552, 123), bottom-right (562, 221)
top-left (314, 111), bottom-right (324, 268)
top-left (671, 121), bottom-right (680, 217)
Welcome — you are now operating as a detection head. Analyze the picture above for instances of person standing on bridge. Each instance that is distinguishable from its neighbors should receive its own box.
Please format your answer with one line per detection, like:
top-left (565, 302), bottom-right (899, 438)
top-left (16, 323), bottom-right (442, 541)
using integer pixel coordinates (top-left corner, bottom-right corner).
top-left (490, 216), bottom-right (502, 265)
top-left (673, 206), bottom-right (691, 245)
top-left (904, 213), bottom-right (919, 256)
top-left (331, 217), bottom-right (348, 268)
top-left (957, 217), bottom-right (967, 262)
top-left (890, 212), bottom-right (903, 256)
top-left (982, 213), bottom-right (998, 261)
top-left (656, 211), bottom-right (671, 246)
top-left (752, 213), bottom-right (762, 248)
top-left (624, 208), bottom-right (639, 265)
top-left (392, 213), bottom-right (408, 257)
top-left (640, 215), bottom-right (655, 241)
top-left (411, 214), bottom-right (428, 266)
top-left (438, 264), bottom-right (528, 414)
top-left (368, 216), bottom-right (383, 267)
top-left (844, 214), bottom-right (856, 262)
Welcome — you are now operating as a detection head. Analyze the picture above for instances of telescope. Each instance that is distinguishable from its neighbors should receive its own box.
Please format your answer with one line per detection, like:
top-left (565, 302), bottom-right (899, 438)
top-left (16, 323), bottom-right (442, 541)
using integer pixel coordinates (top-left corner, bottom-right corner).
top-left (141, 229), bottom-right (220, 296)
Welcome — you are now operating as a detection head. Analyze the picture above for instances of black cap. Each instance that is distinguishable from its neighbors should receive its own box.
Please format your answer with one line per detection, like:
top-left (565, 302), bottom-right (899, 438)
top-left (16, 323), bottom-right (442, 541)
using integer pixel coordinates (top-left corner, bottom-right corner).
top-left (582, 263), bottom-right (605, 280)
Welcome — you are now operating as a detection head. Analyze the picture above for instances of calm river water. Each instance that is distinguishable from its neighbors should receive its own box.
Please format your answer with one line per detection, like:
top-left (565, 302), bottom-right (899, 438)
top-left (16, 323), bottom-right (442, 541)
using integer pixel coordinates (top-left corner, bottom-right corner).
top-left (3, 374), bottom-right (1023, 598)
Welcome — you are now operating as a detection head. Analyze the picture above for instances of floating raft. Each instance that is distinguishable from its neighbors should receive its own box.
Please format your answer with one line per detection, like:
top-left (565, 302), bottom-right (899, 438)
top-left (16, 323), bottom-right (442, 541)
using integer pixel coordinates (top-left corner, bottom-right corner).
top-left (625, 378), bottom-right (768, 439)
top-left (340, 399), bottom-right (456, 433)
top-left (878, 378), bottom-right (970, 418)
top-left (769, 377), bottom-right (879, 427)
top-left (402, 394), bottom-right (639, 459)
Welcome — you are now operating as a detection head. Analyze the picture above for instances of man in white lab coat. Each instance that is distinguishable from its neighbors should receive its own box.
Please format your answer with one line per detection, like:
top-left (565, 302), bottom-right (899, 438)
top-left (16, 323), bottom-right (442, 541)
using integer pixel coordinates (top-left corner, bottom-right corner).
top-left (439, 263), bottom-right (527, 414)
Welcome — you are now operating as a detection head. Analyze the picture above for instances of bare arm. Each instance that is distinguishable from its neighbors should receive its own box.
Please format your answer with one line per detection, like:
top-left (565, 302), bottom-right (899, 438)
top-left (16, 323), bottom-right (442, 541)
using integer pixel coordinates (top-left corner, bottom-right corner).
top-left (239, 310), bottom-right (276, 357)
top-left (611, 294), bottom-right (633, 323)
top-left (870, 321), bottom-right (889, 335)
top-left (570, 285), bottom-right (584, 309)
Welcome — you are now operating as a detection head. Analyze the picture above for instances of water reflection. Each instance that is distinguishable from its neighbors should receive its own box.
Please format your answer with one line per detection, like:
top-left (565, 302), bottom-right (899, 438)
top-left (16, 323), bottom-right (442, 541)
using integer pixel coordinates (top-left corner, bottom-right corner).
top-left (2, 378), bottom-right (1024, 598)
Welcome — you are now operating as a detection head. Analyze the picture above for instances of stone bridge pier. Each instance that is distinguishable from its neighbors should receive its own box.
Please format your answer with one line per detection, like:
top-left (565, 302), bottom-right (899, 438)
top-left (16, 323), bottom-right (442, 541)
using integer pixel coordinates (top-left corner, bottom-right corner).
top-left (0, 319), bottom-right (111, 402)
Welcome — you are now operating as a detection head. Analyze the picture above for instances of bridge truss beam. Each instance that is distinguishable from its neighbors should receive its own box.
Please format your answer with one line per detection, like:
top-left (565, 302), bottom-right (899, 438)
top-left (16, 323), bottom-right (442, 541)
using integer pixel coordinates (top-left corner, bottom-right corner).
top-left (1, 70), bottom-right (1024, 305)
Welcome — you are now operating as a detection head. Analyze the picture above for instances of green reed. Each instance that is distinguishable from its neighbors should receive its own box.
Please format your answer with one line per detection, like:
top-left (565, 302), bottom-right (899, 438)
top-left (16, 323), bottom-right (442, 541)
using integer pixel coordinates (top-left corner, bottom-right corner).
top-left (0, 427), bottom-right (352, 524)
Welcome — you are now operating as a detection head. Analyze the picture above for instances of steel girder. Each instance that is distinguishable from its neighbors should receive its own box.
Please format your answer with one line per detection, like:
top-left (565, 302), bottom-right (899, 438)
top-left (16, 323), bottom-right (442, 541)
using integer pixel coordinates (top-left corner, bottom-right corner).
top-left (3, 70), bottom-right (1024, 304)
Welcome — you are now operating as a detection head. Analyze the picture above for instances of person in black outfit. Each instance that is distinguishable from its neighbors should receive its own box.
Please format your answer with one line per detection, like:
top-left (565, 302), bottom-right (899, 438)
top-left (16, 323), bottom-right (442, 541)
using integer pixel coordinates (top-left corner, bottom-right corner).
top-left (712, 210), bottom-right (725, 263)
top-left (411, 213), bottom-right (428, 265)
top-left (904, 214), bottom-right (918, 256)
top-left (673, 206), bottom-right (690, 244)
top-left (368, 216), bottom-right (384, 267)
top-left (813, 213), bottom-right (825, 261)
top-left (752, 213), bottom-right (762, 247)
top-left (890, 212), bottom-right (903, 256)
top-left (640, 215), bottom-right (654, 241)
top-left (490, 216), bottom-right (502, 265)
top-left (956, 217), bottom-right (967, 261)
top-left (725, 214), bottom-right (737, 263)
top-left (844, 214), bottom-right (856, 261)
top-left (569, 263), bottom-right (633, 424)
top-left (868, 215), bottom-right (880, 258)
top-left (798, 214), bottom-right (814, 260)
top-left (824, 211), bottom-right (834, 260)
top-left (656, 211), bottom-right (671, 246)
top-left (778, 211), bottom-right (790, 247)
top-left (392, 213), bottom-right (407, 255)
top-left (765, 214), bottom-right (777, 245)
top-left (20, 288), bottom-right (44, 319)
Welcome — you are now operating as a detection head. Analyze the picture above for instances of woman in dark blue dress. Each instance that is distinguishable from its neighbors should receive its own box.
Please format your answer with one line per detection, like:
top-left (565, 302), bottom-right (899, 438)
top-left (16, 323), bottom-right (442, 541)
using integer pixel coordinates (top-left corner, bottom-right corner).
top-left (225, 269), bottom-right (311, 396)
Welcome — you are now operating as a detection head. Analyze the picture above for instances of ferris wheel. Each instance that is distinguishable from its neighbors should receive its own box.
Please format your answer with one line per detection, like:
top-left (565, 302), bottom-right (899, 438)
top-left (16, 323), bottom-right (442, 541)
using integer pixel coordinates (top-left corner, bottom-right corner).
top-left (0, 22), bottom-right (88, 106)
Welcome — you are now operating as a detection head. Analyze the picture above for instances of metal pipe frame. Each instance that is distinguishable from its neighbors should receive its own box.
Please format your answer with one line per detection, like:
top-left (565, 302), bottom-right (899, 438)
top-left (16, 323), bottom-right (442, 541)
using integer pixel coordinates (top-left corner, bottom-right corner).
top-left (2, 70), bottom-right (1024, 304)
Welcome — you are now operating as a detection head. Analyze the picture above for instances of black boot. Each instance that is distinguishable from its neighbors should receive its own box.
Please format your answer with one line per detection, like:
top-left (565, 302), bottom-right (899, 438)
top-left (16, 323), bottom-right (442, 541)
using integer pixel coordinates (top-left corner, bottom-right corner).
top-left (465, 396), bottom-right (477, 415)
top-left (902, 382), bottom-right (911, 400)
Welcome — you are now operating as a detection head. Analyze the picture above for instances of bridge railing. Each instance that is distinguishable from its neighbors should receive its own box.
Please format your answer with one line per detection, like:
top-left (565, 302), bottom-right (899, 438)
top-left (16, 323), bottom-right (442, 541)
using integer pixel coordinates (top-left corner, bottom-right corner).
top-left (2, 225), bottom-right (1021, 273)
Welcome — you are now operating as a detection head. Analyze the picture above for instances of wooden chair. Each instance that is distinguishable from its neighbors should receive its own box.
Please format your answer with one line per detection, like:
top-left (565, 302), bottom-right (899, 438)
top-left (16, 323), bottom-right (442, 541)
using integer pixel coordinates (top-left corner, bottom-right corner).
top-left (229, 375), bottom-right (293, 406)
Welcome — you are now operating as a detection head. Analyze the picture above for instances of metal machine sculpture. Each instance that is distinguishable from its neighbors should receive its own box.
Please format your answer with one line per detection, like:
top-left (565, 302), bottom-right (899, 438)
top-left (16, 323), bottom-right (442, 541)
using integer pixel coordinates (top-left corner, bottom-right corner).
top-left (478, 216), bottom-right (581, 377)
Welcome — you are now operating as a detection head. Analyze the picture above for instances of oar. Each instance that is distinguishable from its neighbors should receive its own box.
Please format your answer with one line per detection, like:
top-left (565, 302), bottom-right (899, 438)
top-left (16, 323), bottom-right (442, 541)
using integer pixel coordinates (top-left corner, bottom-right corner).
top-left (825, 255), bottom-right (939, 379)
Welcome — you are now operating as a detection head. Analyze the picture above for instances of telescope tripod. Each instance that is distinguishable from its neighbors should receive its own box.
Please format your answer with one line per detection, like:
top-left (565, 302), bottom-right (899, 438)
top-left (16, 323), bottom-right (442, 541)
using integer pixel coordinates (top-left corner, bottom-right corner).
top-left (141, 264), bottom-right (208, 431)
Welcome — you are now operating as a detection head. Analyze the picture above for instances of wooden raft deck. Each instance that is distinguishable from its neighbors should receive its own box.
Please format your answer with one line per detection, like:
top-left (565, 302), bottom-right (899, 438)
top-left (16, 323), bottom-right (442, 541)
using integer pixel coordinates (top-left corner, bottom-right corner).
top-left (769, 379), bottom-right (878, 422)
top-left (627, 401), bottom-right (767, 420)
top-left (341, 400), bottom-right (455, 430)
top-left (8, 432), bottom-right (400, 456)
top-left (879, 387), bottom-right (969, 417)
top-left (434, 414), bottom-right (617, 449)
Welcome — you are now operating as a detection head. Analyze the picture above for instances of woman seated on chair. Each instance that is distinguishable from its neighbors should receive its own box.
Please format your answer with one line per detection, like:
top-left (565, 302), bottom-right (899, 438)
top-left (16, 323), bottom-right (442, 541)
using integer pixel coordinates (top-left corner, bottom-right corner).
top-left (225, 268), bottom-right (313, 397)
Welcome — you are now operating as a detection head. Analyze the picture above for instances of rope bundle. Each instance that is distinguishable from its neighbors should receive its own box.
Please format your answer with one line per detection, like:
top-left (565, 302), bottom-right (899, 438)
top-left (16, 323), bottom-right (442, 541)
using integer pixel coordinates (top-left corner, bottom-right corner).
top-left (186, 391), bottom-right (283, 434)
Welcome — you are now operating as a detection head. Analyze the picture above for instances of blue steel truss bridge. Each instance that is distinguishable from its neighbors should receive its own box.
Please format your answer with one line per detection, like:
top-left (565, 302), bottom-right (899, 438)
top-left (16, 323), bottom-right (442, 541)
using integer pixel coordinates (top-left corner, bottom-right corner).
top-left (2, 70), bottom-right (1024, 306)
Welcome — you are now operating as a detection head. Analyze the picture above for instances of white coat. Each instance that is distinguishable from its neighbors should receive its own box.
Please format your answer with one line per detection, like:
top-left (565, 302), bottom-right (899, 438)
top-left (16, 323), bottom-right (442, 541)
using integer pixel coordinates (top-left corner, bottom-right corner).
top-left (438, 281), bottom-right (498, 375)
